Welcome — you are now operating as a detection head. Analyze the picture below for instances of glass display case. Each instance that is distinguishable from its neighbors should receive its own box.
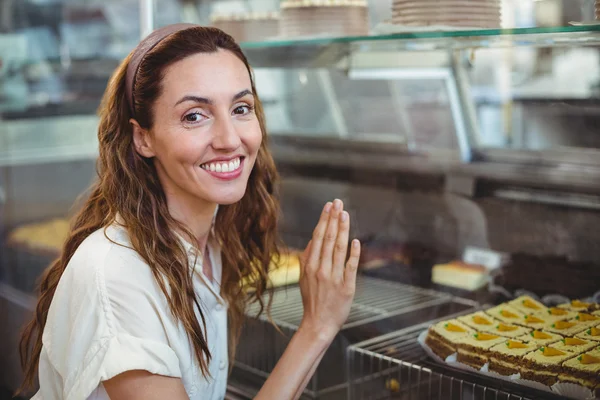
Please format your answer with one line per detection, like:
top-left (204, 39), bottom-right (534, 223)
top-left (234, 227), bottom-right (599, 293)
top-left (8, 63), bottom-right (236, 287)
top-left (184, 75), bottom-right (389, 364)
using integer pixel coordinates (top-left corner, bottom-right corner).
top-left (2, 0), bottom-right (600, 398)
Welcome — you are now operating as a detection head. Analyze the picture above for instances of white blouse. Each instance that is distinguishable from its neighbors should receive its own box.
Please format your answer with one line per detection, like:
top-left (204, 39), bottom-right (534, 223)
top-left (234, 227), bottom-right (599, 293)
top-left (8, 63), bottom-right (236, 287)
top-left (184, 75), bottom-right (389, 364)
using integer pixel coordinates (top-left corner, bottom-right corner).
top-left (32, 221), bottom-right (229, 400)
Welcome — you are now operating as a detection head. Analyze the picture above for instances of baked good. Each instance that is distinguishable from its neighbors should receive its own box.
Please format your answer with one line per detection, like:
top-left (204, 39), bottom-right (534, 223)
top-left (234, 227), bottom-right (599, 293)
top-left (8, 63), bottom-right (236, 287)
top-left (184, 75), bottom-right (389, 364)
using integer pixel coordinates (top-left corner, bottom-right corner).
top-left (576, 325), bottom-right (600, 342)
top-left (541, 307), bottom-right (578, 324)
top-left (482, 322), bottom-right (531, 339)
top-left (431, 261), bottom-right (488, 291)
top-left (559, 347), bottom-right (600, 389)
top-left (558, 300), bottom-right (597, 312)
top-left (552, 337), bottom-right (598, 355)
top-left (280, 0), bottom-right (369, 38)
top-left (574, 312), bottom-right (600, 328)
top-left (485, 304), bottom-right (527, 325)
top-left (210, 12), bottom-right (279, 42)
top-left (455, 332), bottom-right (507, 369)
top-left (516, 313), bottom-right (552, 331)
top-left (545, 320), bottom-right (589, 336)
top-left (489, 339), bottom-right (539, 376)
top-left (508, 295), bottom-right (546, 315)
top-left (517, 330), bottom-right (563, 347)
top-left (424, 319), bottom-right (475, 360)
top-left (458, 312), bottom-right (497, 331)
top-left (521, 346), bottom-right (577, 386)
top-left (7, 218), bottom-right (70, 255)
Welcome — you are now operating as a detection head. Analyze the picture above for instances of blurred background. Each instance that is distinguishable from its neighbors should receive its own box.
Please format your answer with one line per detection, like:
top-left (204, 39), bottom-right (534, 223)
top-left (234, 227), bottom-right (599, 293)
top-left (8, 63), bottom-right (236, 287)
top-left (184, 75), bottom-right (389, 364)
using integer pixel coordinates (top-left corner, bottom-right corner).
top-left (2, 0), bottom-right (600, 399)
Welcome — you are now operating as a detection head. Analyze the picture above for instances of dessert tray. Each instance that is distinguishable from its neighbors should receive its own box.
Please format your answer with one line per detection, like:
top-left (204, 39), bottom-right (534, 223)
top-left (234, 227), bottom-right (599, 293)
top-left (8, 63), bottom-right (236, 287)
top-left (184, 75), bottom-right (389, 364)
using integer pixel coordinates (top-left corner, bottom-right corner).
top-left (420, 296), bottom-right (600, 399)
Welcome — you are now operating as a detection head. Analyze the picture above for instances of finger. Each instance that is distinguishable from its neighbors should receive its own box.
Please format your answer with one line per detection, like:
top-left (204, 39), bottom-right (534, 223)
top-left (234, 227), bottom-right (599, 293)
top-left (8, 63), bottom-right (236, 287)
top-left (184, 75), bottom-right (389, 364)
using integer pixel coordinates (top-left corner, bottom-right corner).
top-left (331, 211), bottom-right (350, 283)
top-left (300, 240), bottom-right (312, 280)
top-left (344, 239), bottom-right (361, 295)
top-left (307, 202), bottom-right (332, 273)
top-left (319, 199), bottom-right (343, 277)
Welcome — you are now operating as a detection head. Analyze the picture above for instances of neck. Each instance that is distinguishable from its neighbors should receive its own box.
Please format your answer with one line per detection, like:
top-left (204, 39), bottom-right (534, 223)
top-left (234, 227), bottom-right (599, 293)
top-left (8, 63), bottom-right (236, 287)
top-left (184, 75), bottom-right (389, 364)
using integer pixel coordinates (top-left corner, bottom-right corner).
top-left (164, 191), bottom-right (217, 250)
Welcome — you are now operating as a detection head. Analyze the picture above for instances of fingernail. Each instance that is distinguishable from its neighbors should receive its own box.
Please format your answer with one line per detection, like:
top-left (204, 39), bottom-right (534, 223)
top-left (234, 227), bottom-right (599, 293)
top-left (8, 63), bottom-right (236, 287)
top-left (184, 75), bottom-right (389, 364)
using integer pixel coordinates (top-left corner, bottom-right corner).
top-left (334, 199), bottom-right (342, 210)
top-left (341, 211), bottom-right (348, 222)
top-left (352, 239), bottom-right (359, 248)
top-left (324, 202), bottom-right (332, 213)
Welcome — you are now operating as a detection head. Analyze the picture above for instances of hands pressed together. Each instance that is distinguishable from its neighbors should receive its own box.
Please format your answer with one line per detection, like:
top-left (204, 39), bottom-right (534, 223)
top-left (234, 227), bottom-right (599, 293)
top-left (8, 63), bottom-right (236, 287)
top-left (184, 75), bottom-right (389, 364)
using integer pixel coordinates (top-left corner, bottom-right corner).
top-left (298, 199), bottom-right (361, 341)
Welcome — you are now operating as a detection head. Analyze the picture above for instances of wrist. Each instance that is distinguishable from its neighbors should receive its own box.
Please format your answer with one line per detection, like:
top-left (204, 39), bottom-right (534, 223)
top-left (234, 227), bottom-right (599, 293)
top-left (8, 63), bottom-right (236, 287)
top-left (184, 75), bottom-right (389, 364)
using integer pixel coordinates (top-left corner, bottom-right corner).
top-left (297, 321), bottom-right (337, 346)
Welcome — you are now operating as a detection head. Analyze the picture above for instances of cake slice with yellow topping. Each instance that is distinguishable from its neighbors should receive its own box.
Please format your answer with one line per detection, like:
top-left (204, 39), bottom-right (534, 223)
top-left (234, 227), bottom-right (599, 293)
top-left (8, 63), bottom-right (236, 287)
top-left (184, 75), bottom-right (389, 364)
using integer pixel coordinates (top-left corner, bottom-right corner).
top-left (558, 347), bottom-right (600, 389)
top-left (485, 304), bottom-right (527, 325)
top-left (574, 312), bottom-right (600, 329)
top-left (576, 325), bottom-right (600, 342)
top-left (509, 295), bottom-right (546, 315)
top-left (458, 311), bottom-right (498, 332)
top-left (424, 319), bottom-right (475, 360)
top-left (455, 332), bottom-right (508, 369)
top-left (488, 339), bottom-right (539, 376)
top-left (482, 322), bottom-right (531, 339)
top-left (545, 319), bottom-right (588, 336)
top-left (551, 337), bottom-right (598, 355)
top-left (541, 307), bottom-right (578, 324)
top-left (521, 346), bottom-right (577, 386)
top-left (517, 330), bottom-right (563, 346)
top-left (558, 300), bottom-right (595, 312)
top-left (516, 313), bottom-right (551, 330)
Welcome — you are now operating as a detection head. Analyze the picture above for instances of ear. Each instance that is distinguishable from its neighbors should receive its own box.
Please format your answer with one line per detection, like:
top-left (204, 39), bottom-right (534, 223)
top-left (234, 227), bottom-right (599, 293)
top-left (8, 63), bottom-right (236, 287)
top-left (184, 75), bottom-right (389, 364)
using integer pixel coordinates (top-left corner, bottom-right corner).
top-left (130, 119), bottom-right (155, 158)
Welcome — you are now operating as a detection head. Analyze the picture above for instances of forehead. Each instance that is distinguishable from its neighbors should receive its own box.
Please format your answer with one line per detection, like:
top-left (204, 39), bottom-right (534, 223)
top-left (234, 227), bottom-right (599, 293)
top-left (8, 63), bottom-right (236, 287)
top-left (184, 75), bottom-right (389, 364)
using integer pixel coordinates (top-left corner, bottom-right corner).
top-left (159, 49), bottom-right (252, 101)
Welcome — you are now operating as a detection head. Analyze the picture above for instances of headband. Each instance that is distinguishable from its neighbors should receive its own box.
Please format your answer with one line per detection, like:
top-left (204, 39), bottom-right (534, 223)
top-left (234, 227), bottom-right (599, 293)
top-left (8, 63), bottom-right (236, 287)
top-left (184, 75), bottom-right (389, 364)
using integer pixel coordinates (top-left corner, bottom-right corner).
top-left (125, 23), bottom-right (199, 117)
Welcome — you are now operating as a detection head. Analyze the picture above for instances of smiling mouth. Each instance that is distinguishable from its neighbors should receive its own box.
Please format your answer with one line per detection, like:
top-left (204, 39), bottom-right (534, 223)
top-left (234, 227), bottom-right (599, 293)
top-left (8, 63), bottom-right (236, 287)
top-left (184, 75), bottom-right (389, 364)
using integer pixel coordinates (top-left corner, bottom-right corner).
top-left (200, 156), bottom-right (243, 173)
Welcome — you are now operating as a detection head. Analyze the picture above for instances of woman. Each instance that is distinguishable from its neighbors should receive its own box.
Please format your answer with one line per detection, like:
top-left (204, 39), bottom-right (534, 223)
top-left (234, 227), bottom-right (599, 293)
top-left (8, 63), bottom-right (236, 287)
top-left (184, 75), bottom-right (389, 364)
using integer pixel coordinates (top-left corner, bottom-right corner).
top-left (18, 23), bottom-right (361, 400)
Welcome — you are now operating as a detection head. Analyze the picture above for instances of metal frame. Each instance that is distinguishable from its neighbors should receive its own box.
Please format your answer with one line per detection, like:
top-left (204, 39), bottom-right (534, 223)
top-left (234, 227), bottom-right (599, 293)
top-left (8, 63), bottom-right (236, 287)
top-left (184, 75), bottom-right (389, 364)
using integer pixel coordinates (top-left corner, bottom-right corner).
top-left (236, 277), bottom-right (478, 398)
top-left (346, 315), bottom-right (565, 400)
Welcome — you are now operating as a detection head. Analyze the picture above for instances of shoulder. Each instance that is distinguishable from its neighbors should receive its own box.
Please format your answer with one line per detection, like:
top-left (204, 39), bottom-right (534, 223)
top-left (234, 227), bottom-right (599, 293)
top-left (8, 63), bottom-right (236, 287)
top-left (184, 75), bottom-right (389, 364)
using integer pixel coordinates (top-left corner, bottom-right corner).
top-left (63, 224), bottom-right (155, 291)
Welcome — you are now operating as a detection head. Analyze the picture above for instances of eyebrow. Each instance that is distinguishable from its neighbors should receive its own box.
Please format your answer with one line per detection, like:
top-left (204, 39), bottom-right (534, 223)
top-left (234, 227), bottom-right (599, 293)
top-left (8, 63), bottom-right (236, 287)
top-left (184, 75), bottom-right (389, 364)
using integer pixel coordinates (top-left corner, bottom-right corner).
top-left (174, 89), bottom-right (254, 107)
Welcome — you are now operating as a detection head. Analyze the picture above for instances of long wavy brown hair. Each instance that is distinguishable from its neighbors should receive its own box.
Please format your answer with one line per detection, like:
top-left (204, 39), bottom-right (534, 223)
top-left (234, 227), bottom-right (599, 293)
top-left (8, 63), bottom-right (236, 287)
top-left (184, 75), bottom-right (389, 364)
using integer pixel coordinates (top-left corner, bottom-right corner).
top-left (18, 26), bottom-right (280, 393)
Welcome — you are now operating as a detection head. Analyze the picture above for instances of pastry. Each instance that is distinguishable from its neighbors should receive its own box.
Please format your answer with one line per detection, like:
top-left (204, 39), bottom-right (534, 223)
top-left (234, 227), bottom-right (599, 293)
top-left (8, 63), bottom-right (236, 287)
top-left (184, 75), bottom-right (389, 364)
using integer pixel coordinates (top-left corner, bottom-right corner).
top-left (517, 330), bottom-right (563, 347)
top-left (482, 322), bottom-right (531, 339)
top-left (559, 347), bottom-right (600, 389)
top-left (280, 0), bottom-right (369, 37)
top-left (521, 346), bottom-right (577, 386)
top-left (424, 319), bottom-right (475, 360)
top-left (210, 12), bottom-right (279, 43)
top-left (458, 312), bottom-right (498, 331)
top-left (516, 313), bottom-right (552, 331)
top-left (489, 339), bottom-right (539, 376)
top-left (485, 304), bottom-right (527, 325)
top-left (541, 307), bottom-right (578, 324)
top-left (432, 261), bottom-right (488, 291)
top-left (455, 332), bottom-right (507, 369)
top-left (545, 320), bottom-right (589, 336)
top-left (508, 295), bottom-right (546, 315)
top-left (7, 218), bottom-right (70, 255)
top-left (552, 337), bottom-right (598, 355)
top-left (574, 312), bottom-right (600, 329)
top-left (576, 325), bottom-right (600, 342)
top-left (558, 300), bottom-right (597, 313)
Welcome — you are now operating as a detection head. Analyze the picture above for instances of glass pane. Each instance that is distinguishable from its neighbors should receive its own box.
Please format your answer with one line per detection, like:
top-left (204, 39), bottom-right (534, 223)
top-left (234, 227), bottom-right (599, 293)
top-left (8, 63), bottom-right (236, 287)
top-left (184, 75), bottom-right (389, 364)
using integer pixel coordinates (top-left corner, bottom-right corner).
top-left (0, 0), bottom-right (137, 293)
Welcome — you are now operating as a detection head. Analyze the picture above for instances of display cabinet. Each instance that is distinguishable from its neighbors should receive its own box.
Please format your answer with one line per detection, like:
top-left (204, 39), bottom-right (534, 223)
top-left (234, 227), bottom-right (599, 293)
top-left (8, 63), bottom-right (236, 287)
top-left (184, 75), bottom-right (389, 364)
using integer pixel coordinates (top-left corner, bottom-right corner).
top-left (2, 0), bottom-right (600, 398)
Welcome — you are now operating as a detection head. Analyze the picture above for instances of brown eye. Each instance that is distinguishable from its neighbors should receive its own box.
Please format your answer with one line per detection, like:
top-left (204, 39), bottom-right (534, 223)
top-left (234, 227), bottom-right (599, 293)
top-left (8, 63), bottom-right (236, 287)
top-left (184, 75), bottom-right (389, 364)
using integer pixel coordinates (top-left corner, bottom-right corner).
top-left (184, 112), bottom-right (204, 123)
top-left (233, 105), bottom-right (251, 115)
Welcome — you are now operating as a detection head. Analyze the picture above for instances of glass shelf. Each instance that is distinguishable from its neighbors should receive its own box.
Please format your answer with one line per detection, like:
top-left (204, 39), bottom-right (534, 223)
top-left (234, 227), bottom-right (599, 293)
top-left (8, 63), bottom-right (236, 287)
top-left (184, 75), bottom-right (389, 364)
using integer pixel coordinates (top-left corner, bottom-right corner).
top-left (241, 25), bottom-right (600, 68)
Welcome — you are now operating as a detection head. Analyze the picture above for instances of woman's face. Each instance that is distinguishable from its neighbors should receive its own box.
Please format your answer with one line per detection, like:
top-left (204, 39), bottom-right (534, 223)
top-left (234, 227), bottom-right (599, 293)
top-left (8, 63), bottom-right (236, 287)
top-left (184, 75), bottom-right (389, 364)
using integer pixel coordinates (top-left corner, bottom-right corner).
top-left (133, 49), bottom-right (262, 209)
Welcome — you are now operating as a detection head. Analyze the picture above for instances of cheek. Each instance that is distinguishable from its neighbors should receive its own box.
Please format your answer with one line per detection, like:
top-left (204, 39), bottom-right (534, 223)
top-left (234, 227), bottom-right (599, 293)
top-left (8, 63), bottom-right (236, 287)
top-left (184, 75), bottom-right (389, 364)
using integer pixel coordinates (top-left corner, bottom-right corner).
top-left (244, 125), bottom-right (263, 155)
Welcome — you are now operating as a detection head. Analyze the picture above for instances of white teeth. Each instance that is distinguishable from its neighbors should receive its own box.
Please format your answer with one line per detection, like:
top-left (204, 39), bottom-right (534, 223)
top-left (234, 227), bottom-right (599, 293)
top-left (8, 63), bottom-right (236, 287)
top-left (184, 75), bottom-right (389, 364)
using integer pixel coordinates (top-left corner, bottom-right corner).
top-left (201, 157), bottom-right (242, 173)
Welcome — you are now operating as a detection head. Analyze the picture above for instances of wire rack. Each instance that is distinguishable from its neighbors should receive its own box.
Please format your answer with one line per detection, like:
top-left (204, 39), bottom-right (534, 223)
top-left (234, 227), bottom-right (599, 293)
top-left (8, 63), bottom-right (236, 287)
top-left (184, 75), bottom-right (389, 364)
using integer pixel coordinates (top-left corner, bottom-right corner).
top-left (346, 318), bottom-right (567, 400)
top-left (235, 276), bottom-right (478, 399)
top-left (245, 277), bottom-right (456, 330)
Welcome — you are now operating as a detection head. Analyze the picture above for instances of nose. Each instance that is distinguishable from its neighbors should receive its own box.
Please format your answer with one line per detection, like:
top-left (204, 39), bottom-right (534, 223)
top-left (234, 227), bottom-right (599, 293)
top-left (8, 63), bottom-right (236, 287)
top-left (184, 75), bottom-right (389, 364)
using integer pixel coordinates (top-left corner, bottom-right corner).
top-left (212, 116), bottom-right (242, 151)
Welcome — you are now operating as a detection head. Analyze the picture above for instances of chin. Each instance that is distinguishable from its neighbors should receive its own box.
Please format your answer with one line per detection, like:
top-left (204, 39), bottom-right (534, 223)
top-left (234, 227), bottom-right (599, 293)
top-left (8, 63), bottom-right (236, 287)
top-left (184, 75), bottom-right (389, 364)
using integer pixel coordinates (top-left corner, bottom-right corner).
top-left (205, 186), bottom-right (248, 205)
